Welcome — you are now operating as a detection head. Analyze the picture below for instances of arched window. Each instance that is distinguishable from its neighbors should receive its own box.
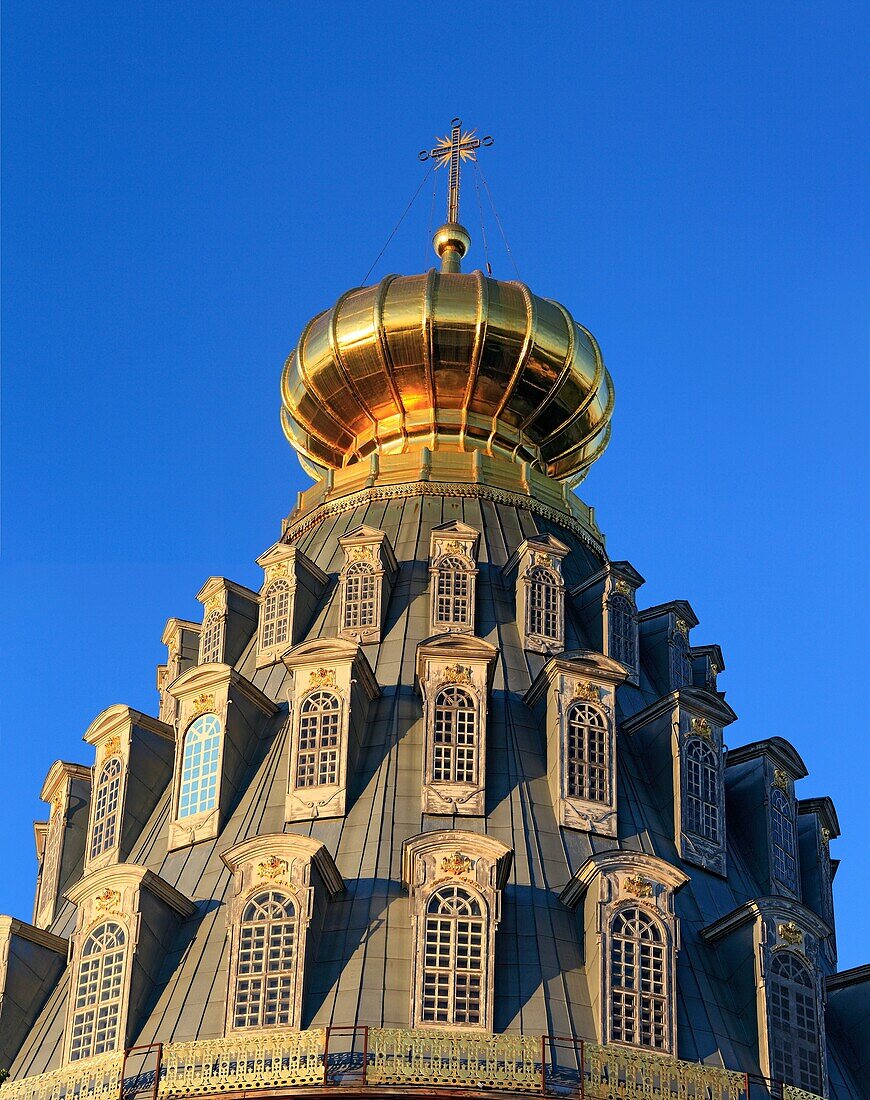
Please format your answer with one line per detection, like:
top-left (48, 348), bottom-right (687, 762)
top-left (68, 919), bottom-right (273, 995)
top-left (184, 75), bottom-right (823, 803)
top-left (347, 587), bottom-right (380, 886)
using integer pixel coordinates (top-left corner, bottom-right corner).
top-left (434, 556), bottom-right (473, 629)
top-left (343, 561), bottom-right (377, 631)
top-left (769, 951), bottom-right (822, 1092)
top-left (684, 739), bottom-right (720, 842)
top-left (90, 757), bottom-right (123, 859)
top-left (771, 788), bottom-right (797, 889)
top-left (670, 631), bottom-right (691, 689)
top-left (527, 566), bottom-right (561, 641)
top-left (39, 808), bottom-right (64, 920)
top-left (178, 714), bottom-right (222, 818)
top-left (200, 610), bottom-right (223, 664)
top-left (566, 702), bottom-right (608, 802)
top-left (261, 580), bottom-right (290, 650)
top-left (233, 890), bottom-right (298, 1029)
top-left (610, 907), bottom-right (667, 1050)
top-left (421, 884), bottom-right (485, 1026)
top-left (433, 686), bottom-right (477, 783)
top-left (69, 922), bottom-right (126, 1061)
top-left (608, 595), bottom-right (637, 669)
top-left (296, 691), bottom-right (340, 787)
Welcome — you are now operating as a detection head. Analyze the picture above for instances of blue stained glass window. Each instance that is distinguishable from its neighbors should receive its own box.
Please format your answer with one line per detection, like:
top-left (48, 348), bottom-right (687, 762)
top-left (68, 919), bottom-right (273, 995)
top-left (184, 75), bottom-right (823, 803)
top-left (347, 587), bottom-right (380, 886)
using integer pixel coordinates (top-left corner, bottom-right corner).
top-left (178, 714), bottom-right (222, 818)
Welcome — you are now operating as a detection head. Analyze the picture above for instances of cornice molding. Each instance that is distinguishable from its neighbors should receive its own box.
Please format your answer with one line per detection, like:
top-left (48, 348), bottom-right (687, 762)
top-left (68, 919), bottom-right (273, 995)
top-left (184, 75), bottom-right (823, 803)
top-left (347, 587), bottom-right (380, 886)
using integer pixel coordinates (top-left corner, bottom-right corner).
top-left (826, 964), bottom-right (870, 993)
top-left (560, 850), bottom-right (689, 909)
top-left (39, 760), bottom-right (92, 802)
top-left (282, 637), bottom-right (380, 701)
top-left (195, 576), bottom-right (261, 605)
top-left (83, 704), bottom-right (174, 747)
top-left (255, 541), bottom-right (330, 586)
top-left (637, 600), bottom-right (699, 628)
top-left (221, 832), bottom-right (344, 898)
top-left (168, 663), bottom-right (279, 718)
top-left (0, 915), bottom-right (68, 955)
top-left (798, 795), bottom-right (841, 837)
top-left (700, 895), bottom-right (831, 945)
top-left (524, 650), bottom-right (628, 709)
top-left (724, 736), bottom-right (808, 779)
top-left (402, 830), bottom-right (513, 891)
top-left (620, 686), bottom-right (737, 735)
top-left (65, 863), bottom-right (196, 918)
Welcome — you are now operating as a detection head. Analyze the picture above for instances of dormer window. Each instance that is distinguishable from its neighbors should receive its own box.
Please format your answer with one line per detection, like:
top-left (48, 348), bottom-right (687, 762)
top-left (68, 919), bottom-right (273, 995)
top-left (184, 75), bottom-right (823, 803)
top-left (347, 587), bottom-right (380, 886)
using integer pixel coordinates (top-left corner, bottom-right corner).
top-left (685, 738), bottom-right (720, 844)
top-left (429, 522), bottom-right (479, 635)
top-left (199, 610), bottom-right (224, 664)
top-left (670, 624), bottom-right (692, 689)
top-left (610, 907), bottom-right (667, 1049)
top-left (178, 714), bottom-right (222, 819)
top-left (337, 527), bottom-right (396, 644)
top-left (89, 756), bottom-right (122, 861)
top-left (608, 593), bottom-right (637, 670)
top-left (69, 921), bottom-right (127, 1061)
top-left (35, 762), bottom-right (92, 928)
top-left (566, 700), bottom-right (608, 802)
top-left (197, 577), bottom-right (260, 668)
top-left (433, 686), bottom-right (477, 784)
top-left (771, 786), bottom-right (798, 892)
top-left (768, 951), bottom-right (823, 1093)
top-left (296, 691), bottom-right (340, 787)
top-left (233, 891), bottom-right (298, 1028)
top-left (343, 562), bottom-right (377, 631)
top-left (504, 536), bottom-right (568, 654)
top-left (261, 579), bottom-right (291, 650)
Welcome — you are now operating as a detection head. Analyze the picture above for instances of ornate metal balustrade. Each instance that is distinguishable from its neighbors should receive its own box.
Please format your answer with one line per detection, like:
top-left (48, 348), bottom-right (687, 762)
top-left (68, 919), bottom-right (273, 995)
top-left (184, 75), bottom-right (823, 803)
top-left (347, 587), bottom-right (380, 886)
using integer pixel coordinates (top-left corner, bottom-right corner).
top-left (1, 1030), bottom-right (825, 1100)
top-left (0, 1052), bottom-right (122, 1100)
top-left (159, 1028), bottom-right (325, 1096)
top-left (368, 1028), bottom-right (541, 1091)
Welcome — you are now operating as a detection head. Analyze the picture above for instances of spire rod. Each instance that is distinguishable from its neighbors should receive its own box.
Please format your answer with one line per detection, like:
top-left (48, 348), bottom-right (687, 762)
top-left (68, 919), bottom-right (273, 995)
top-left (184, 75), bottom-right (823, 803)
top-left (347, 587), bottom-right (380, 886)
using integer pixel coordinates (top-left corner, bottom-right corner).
top-left (419, 117), bottom-right (493, 272)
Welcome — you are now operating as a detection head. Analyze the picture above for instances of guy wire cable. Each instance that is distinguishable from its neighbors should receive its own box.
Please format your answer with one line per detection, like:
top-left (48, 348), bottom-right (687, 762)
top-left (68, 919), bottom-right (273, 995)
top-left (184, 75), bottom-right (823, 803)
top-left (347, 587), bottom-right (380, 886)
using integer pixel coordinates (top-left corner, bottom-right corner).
top-left (361, 161), bottom-right (435, 285)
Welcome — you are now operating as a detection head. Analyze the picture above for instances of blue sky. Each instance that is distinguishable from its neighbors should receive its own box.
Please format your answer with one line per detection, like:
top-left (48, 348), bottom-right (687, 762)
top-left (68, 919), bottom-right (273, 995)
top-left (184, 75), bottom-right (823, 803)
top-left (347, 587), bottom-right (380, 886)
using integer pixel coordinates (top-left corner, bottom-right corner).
top-left (2, 3), bottom-right (867, 967)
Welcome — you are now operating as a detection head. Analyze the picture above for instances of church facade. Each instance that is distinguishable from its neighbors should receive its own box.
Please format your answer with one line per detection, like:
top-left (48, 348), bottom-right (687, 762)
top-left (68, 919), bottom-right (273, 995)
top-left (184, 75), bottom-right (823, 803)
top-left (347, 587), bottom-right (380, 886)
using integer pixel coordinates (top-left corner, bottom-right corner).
top-left (2, 124), bottom-right (866, 1100)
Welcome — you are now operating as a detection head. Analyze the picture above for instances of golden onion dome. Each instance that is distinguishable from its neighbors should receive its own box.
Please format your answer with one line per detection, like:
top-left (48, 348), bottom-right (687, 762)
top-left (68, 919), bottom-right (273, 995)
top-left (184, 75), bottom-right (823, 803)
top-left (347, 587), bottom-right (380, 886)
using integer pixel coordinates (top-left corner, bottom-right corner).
top-left (281, 267), bottom-right (614, 485)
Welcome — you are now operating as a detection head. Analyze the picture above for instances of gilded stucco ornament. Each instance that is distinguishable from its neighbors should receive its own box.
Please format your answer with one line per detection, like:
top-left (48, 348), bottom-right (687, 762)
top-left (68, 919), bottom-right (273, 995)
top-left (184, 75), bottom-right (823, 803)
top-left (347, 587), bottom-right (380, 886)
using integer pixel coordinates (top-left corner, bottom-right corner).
top-left (623, 874), bottom-right (655, 899)
top-left (204, 594), bottom-right (222, 616)
top-left (573, 680), bottom-right (600, 703)
top-left (674, 618), bottom-right (689, 638)
top-left (439, 540), bottom-right (467, 558)
top-left (822, 828), bottom-right (831, 848)
top-left (440, 663), bottom-right (473, 685)
top-left (101, 735), bottom-right (122, 760)
top-left (190, 693), bottom-right (216, 719)
top-left (441, 851), bottom-right (474, 876)
top-left (690, 717), bottom-right (713, 742)
top-left (347, 545), bottom-right (375, 562)
top-left (615, 578), bottom-right (634, 599)
top-left (95, 887), bottom-right (123, 916)
top-left (265, 561), bottom-right (289, 582)
top-left (257, 855), bottom-right (289, 882)
top-left (308, 668), bottom-right (336, 689)
top-left (772, 769), bottom-right (790, 792)
top-left (778, 921), bottom-right (803, 946)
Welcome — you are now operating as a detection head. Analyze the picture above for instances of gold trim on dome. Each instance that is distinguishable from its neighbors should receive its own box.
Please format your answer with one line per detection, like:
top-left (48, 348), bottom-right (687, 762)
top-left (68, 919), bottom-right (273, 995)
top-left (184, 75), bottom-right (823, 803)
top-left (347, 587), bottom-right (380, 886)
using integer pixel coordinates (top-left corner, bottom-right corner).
top-left (190, 693), bottom-right (216, 719)
top-left (95, 888), bottom-right (123, 916)
top-left (308, 668), bottom-right (336, 689)
top-left (623, 875), bottom-right (655, 899)
top-left (441, 664), bottom-right (473, 685)
top-left (778, 921), bottom-right (803, 946)
top-left (441, 851), bottom-right (474, 876)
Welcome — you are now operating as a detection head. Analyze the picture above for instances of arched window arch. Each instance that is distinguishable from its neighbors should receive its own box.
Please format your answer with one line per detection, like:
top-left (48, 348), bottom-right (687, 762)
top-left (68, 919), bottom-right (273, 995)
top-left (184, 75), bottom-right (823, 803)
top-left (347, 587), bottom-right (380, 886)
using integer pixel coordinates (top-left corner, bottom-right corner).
top-left (296, 691), bottom-right (340, 787)
top-left (178, 714), bottom-right (222, 818)
top-left (609, 906), bottom-right (667, 1050)
top-left (200, 610), bottom-right (223, 664)
top-left (233, 890), bottom-right (298, 1029)
top-left (343, 561), bottom-right (377, 631)
top-left (608, 594), bottom-right (637, 669)
top-left (421, 884), bottom-right (485, 1026)
top-left (771, 788), bottom-right (797, 889)
top-left (69, 921), bottom-right (126, 1061)
top-left (566, 702), bottom-right (608, 802)
top-left (434, 556), bottom-right (473, 629)
top-left (261, 579), bottom-right (290, 650)
top-left (684, 739), bottom-right (720, 842)
top-left (90, 757), bottom-right (123, 860)
top-left (527, 566), bottom-right (561, 641)
top-left (433, 686), bottom-right (477, 784)
top-left (769, 951), bottom-right (822, 1092)
top-left (670, 631), bottom-right (691, 689)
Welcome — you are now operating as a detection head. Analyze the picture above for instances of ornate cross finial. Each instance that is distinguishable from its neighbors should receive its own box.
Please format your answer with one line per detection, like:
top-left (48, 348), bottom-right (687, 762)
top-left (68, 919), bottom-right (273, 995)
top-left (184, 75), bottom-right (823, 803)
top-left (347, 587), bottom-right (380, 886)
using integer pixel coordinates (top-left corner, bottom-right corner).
top-left (419, 117), bottom-right (493, 273)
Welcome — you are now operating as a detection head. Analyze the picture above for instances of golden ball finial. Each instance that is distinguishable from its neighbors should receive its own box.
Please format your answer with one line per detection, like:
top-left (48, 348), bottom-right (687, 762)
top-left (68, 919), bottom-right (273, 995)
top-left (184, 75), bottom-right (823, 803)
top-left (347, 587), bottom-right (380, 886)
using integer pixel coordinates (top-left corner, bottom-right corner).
top-left (432, 222), bottom-right (471, 273)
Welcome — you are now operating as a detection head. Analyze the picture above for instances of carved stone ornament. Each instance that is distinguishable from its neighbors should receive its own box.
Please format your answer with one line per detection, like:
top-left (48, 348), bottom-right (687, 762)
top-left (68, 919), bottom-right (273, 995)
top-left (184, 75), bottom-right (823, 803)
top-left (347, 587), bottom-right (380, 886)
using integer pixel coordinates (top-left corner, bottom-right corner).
top-left (441, 663), bottom-right (473, 685)
top-left (772, 769), bottom-right (790, 792)
top-left (257, 855), bottom-right (289, 881)
top-left (308, 668), bottom-right (337, 689)
top-left (95, 887), bottom-right (123, 916)
top-left (615, 578), bottom-right (634, 599)
top-left (441, 851), bottom-right (474, 876)
top-left (573, 680), bottom-right (600, 703)
top-left (533, 551), bottom-right (552, 568)
top-left (623, 874), bottom-right (655, 899)
top-left (265, 561), bottom-right (289, 582)
top-left (204, 594), bottom-right (222, 616)
top-left (101, 735), bottom-right (122, 760)
top-left (674, 618), bottom-right (689, 637)
top-left (347, 545), bottom-right (375, 563)
top-left (51, 794), bottom-right (64, 816)
top-left (821, 828), bottom-right (831, 847)
top-left (690, 717), bottom-right (713, 741)
top-left (778, 921), bottom-right (803, 946)
top-left (190, 692), bottom-right (216, 719)
top-left (439, 539), bottom-right (467, 557)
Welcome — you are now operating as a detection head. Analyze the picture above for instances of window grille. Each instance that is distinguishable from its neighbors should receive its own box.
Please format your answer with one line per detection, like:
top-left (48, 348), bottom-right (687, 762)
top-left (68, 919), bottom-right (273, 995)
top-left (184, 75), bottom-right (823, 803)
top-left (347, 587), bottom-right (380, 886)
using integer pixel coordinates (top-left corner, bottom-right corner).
top-left (69, 922), bottom-right (126, 1061)
top-left (566, 702), bottom-right (608, 802)
top-left (90, 757), bottom-right (122, 859)
top-left (434, 556), bottom-right (472, 628)
top-left (669, 632), bottom-right (691, 689)
top-left (684, 738), bottom-right (720, 842)
top-left (610, 907), bottom-right (667, 1050)
top-left (769, 951), bottom-right (822, 1093)
top-left (261, 580), bottom-right (290, 650)
top-left (433, 686), bottom-right (477, 783)
top-left (421, 885), bottom-right (484, 1026)
top-left (233, 890), bottom-right (297, 1029)
top-left (296, 691), bottom-right (340, 787)
top-left (178, 714), bottom-right (221, 818)
top-left (771, 788), bottom-right (798, 890)
top-left (344, 561), bottom-right (377, 630)
top-left (527, 566), bottom-right (560, 641)
top-left (608, 594), bottom-right (637, 669)
top-left (39, 807), bottom-right (64, 919)
top-left (199, 610), bottom-right (223, 664)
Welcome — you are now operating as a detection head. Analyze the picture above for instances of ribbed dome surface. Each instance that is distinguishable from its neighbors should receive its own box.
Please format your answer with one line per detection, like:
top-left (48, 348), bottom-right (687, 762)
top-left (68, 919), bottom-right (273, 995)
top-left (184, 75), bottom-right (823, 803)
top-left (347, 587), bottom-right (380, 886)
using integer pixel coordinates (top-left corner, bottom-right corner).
top-left (281, 269), bottom-right (614, 484)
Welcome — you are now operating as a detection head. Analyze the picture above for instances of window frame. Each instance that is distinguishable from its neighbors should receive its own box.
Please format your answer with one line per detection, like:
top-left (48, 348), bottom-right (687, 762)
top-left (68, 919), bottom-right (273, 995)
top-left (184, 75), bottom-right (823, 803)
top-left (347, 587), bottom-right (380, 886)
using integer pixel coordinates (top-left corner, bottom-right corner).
top-left (88, 755), bottom-right (124, 864)
top-left (606, 592), bottom-right (638, 677)
top-left (607, 905), bottom-right (669, 1051)
top-left (565, 699), bottom-right (609, 803)
top-left (771, 786), bottom-right (799, 894)
top-left (767, 950), bottom-right (823, 1094)
top-left (68, 920), bottom-right (128, 1062)
top-left (420, 883), bottom-right (487, 1027)
top-left (294, 689), bottom-right (342, 790)
top-left (199, 609), bottom-right (225, 665)
top-left (231, 887), bottom-right (301, 1030)
top-left (684, 737), bottom-right (720, 844)
top-left (177, 712), bottom-right (223, 821)
top-left (431, 553), bottom-right (476, 633)
top-left (260, 578), bottom-right (292, 653)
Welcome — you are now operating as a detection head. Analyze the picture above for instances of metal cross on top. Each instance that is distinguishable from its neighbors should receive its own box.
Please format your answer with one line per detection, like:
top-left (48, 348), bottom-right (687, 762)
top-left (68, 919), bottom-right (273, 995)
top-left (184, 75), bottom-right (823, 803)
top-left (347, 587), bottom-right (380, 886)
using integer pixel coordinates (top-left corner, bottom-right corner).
top-left (419, 117), bottom-right (494, 226)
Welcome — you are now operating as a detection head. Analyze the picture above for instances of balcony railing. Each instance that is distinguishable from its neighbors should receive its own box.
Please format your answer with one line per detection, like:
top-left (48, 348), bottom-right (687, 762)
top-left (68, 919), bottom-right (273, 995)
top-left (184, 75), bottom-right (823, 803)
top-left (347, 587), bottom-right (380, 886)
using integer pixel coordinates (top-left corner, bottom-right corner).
top-left (1, 1028), bottom-right (823, 1100)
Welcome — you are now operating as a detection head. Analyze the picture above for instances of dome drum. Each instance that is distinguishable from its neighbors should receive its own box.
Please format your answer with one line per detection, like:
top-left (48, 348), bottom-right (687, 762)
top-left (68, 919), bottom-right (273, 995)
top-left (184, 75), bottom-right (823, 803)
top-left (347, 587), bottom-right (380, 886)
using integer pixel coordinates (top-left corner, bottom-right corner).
top-left (281, 269), bottom-right (614, 485)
